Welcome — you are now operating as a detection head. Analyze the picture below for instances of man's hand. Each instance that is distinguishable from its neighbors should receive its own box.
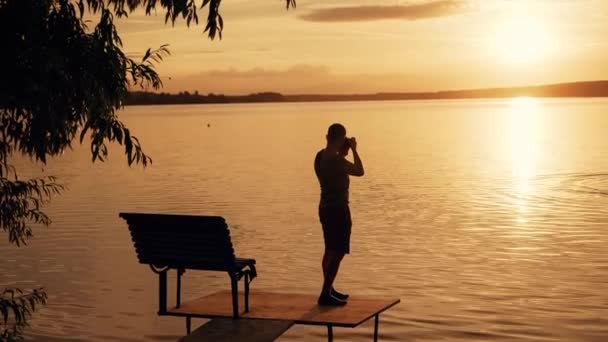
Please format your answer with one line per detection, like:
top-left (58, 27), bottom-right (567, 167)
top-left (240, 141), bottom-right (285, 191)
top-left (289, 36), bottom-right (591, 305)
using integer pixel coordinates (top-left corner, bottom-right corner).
top-left (344, 137), bottom-right (364, 176)
top-left (349, 137), bottom-right (357, 151)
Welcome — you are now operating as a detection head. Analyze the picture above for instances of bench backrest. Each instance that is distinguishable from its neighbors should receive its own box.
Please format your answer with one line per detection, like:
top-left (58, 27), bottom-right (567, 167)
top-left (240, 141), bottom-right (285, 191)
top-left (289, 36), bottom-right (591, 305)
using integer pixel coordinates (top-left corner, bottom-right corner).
top-left (119, 212), bottom-right (236, 271)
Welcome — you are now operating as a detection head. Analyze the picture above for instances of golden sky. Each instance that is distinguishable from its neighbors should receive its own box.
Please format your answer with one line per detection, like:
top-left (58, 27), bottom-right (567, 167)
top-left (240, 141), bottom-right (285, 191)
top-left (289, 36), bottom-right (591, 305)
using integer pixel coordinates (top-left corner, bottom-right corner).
top-left (116, 0), bottom-right (608, 94)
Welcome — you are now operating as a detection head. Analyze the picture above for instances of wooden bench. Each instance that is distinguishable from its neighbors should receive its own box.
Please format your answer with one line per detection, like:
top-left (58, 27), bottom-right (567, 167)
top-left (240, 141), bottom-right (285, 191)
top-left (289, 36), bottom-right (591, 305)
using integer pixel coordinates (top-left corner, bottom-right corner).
top-left (119, 212), bottom-right (257, 329)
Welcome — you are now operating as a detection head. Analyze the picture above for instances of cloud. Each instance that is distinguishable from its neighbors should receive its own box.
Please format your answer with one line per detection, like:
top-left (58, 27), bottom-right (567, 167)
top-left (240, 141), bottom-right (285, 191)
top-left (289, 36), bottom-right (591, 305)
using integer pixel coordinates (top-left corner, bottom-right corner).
top-left (161, 64), bottom-right (453, 94)
top-left (299, 0), bottom-right (470, 23)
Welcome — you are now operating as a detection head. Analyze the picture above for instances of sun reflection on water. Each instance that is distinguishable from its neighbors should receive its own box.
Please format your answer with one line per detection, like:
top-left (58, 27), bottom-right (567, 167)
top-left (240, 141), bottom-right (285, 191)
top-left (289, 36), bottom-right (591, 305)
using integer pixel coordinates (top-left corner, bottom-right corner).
top-left (508, 97), bottom-right (542, 224)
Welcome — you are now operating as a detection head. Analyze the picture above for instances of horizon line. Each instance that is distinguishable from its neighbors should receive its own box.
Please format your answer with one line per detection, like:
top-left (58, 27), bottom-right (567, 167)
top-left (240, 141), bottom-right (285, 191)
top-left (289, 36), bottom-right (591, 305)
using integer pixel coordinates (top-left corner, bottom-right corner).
top-left (142, 79), bottom-right (608, 97)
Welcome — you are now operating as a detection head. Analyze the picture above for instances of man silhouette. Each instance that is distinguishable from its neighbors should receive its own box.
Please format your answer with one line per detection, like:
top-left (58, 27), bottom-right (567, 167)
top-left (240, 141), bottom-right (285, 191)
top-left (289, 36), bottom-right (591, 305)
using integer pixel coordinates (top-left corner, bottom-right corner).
top-left (314, 123), bottom-right (364, 305)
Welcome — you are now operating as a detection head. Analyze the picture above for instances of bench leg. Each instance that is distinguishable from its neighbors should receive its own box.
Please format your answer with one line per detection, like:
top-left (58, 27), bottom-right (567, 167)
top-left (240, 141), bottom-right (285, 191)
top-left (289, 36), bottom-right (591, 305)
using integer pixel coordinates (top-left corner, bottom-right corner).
top-left (244, 272), bottom-right (250, 313)
top-left (327, 325), bottom-right (333, 342)
top-left (230, 274), bottom-right (239, 318)
top-left (186, 316), bottom-right (191, 335)
top-left (373, 314), bottom-right (379, 342)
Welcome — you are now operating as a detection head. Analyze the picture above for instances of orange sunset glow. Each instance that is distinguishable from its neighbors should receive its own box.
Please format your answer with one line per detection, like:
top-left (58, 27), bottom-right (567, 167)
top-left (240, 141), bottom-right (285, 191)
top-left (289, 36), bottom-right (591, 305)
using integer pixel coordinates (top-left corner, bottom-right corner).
top-left (114, 0), bottom-right (608, 94)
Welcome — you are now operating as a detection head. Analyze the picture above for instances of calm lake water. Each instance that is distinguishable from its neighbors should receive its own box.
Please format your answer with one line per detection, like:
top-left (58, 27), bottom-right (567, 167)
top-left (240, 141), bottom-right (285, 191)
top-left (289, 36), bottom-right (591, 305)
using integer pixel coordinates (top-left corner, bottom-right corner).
top-left (3, 98), bottom-right (608, 341)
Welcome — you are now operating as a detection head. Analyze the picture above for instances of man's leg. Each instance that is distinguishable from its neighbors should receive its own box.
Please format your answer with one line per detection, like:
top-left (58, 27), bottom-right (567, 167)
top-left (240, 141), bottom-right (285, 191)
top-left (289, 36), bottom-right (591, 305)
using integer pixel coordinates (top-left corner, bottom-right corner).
top-left (319, 249), bottom-right (347, 305)
top-left (322, 250), bottom-right (329, 279)
top-left (322, 250), bottom-right (348, 299)
top-left (322, 249), bottom-right (344, 295)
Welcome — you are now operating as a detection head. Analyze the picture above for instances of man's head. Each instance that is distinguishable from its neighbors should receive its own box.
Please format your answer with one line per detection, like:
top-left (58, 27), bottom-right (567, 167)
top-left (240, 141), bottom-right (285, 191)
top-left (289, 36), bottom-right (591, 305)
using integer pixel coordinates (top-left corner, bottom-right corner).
top-left (326, 123), bottom-right (346, 150)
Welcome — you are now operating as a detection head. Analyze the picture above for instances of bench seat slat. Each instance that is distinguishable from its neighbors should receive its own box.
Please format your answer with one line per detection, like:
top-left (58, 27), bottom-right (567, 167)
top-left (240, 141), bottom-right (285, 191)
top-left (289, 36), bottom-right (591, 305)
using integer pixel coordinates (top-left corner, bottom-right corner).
top-left (130, 234), bottom-right (232, 245)
top-left (120, 212), bottom-right (225, 221)
top-left (131, 242), bottom-right (230, 250)
top-left (139, 259), bottom-right (232, 270)
top-left (131, 238), bottom-right (233, 250)
top-left (135, 248), bottom-right (234, 263)
top-left (129, 226), bottom-right (230, 234)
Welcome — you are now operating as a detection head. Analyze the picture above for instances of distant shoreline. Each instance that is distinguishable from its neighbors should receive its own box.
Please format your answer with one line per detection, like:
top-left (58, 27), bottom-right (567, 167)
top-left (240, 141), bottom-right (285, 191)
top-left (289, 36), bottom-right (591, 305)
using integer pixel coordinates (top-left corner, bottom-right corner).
top-left (125, 80), bottom-right (608, 106)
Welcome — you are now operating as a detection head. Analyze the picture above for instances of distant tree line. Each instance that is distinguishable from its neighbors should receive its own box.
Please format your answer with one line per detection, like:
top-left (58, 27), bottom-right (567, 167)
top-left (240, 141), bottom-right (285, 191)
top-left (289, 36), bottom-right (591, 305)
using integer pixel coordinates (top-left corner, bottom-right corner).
top-left (125, 80), bottom-right (608, 106)
top-left (125, 91), bottom-right (286, 105)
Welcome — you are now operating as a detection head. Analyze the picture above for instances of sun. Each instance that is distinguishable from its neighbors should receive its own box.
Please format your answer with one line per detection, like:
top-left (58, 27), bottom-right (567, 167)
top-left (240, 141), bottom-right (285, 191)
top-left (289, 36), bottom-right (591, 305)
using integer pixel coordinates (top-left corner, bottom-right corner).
top-left (489, 16), bottom-right (555, 65)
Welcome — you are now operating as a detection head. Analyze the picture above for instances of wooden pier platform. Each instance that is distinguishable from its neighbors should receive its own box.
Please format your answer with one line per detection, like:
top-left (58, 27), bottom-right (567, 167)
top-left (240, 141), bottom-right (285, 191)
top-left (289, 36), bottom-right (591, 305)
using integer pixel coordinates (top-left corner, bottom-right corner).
top-left (171, 290), bottom-right (400, 341)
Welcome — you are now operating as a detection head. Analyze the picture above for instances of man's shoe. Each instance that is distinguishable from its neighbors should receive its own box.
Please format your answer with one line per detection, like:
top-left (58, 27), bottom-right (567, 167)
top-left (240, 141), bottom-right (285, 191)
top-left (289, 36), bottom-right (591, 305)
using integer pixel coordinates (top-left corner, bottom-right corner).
top-left (331, 288), bottom-right (349, 300)
top-left (318, 292), bottom-right (347, 306)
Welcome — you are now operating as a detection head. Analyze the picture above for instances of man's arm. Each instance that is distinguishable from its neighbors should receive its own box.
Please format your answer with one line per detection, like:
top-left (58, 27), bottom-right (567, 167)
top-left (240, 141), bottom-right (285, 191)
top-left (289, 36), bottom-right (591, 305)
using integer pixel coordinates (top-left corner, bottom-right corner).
top-left (344, 138), bottom-right (364, 176)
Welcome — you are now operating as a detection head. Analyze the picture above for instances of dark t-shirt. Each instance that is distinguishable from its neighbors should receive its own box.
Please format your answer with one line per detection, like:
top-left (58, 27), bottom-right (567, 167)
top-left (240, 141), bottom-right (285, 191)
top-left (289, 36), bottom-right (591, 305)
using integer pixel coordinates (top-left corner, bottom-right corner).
top-left (314, 149), bottom-right (349, 208)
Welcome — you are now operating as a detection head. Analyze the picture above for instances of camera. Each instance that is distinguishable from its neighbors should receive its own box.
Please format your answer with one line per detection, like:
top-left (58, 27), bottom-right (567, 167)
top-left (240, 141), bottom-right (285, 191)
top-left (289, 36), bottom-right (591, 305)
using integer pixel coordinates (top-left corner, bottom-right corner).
top-left (343, 137), bottom-right (351, 149)
top-left (339, 137), bottom-right (350, 155)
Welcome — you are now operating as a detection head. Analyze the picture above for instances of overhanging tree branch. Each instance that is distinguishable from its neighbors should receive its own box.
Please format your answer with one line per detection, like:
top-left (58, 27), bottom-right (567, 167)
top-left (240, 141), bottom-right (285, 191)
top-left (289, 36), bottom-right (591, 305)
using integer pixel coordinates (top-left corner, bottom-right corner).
top-left (0, 0), bottom-right (296, 339)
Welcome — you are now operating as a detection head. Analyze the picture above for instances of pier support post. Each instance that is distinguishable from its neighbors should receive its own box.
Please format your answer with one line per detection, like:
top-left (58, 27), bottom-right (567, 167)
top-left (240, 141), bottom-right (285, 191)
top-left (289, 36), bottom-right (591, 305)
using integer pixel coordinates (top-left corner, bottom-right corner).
top-left (373, 314), bottom-right (379, 342)
top-left (176, 269), bottom-right (182, 308)
top-left (158, 270), bottom-right (167, 314)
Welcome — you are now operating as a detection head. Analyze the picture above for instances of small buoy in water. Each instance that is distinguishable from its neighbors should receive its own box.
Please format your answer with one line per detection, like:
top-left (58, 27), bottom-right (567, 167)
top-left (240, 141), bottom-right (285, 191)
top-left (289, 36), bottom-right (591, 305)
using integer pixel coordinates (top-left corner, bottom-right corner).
top-left (207, 123), bottom-right (211, 127)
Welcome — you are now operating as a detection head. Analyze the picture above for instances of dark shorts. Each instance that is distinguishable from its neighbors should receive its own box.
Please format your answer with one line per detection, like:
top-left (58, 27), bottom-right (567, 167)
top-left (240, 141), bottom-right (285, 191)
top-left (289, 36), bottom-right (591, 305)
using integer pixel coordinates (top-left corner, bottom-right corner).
top-left (319, 204), bottom-right (352, 254)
